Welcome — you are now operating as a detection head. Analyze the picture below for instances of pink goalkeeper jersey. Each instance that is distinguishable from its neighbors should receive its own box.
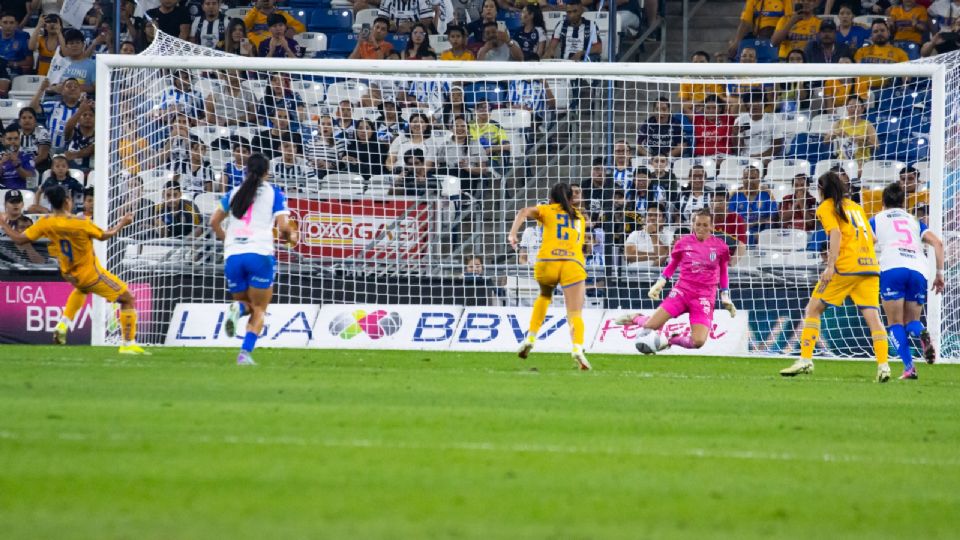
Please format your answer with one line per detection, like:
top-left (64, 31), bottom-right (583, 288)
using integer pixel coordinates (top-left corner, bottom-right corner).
top-left (662, 234), bottom-right (731, 297)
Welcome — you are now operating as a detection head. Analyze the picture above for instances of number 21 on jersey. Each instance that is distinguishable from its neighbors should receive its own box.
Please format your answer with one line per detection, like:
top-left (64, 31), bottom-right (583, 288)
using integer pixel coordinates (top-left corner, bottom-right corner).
top-left (555, 213), bottom-right (580, 242)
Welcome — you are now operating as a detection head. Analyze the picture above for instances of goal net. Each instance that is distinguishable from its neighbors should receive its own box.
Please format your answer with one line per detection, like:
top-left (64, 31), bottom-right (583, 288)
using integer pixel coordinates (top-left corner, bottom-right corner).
top-left (94, 31), bottom-right (959, 360)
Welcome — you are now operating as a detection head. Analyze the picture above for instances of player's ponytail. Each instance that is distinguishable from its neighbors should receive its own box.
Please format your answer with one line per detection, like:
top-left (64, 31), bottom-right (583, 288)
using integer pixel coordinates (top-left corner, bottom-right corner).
top-left (44, 184), bottom-right (67, 211)
top-left (230, 153), bottom-right (269, 219)
top-left (817, 171), bottom-right (849, 223)
top-left (549, 182), bottom-right (580, 222)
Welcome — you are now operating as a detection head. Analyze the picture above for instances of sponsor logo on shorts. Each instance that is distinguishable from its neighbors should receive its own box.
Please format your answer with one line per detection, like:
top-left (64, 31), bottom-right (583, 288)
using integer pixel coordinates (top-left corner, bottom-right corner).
top-left (329, 309), bottom-right (402, 340)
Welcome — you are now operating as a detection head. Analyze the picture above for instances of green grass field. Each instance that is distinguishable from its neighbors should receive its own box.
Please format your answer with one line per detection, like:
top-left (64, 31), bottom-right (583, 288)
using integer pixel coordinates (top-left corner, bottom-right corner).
top-left (2, 346), bottom-right (959, 539)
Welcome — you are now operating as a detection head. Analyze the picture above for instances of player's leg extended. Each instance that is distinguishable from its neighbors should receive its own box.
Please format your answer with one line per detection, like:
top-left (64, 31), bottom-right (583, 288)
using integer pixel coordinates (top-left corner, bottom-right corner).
top-left (780, 297), bottom-right (826, 376)
top-left (904, 301), bottom-right (935, 363)
top-left (225, 292), bottom-right (251, 339)
top-left (669, 324), bottom-right (709, 349)
top-left (238, 285), bottom-right (273, 365)
top-left (114, 290), bottom-right (149, 355)
top-left (54, 289), bottom-right (87, 344)
top-left (862, 307), bottom-right (891, 382)
top-left (882, 298), bottom-right (914, 378)
top-left (633, 307), bottom-right (675, 354)
top-left (561, 280), bottom-right (590, 370)
top-left (519, 283), bottom-right (554, 359)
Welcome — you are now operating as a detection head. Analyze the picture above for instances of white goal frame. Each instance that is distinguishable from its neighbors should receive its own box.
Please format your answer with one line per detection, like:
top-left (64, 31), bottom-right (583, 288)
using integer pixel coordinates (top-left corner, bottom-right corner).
top-left (92, 56), bottom-right (948, 351)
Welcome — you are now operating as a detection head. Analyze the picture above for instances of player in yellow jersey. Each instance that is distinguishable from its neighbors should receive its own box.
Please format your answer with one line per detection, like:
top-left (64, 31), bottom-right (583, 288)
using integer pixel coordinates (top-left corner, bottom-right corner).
top-left (508, 183), bottom-right (591, 370)
top-left (0, 185), bottom-right (146, 354)
top-left (780, 172), bottom-right (891, 382)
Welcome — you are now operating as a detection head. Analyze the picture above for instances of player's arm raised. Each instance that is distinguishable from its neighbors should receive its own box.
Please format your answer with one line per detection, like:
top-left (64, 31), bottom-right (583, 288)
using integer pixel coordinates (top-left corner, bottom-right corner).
top-left (0, 213), bottom-right (31, 244)
top-left (922, 229), bottom-right (945, 293)
top-left (508, 206), bottom-right (540, 250)
top-left (99, 214), bottom-right (134, 240)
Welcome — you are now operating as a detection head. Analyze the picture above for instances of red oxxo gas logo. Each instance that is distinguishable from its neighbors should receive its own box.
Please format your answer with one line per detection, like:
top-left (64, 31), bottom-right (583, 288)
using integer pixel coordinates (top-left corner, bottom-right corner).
top-left (300, 215), bottom-right (422, 247)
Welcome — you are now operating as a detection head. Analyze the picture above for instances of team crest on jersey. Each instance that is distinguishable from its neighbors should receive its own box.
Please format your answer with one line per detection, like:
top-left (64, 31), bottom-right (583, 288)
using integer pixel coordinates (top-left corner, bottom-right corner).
top-left (709, 250), bottom-right (716, 261)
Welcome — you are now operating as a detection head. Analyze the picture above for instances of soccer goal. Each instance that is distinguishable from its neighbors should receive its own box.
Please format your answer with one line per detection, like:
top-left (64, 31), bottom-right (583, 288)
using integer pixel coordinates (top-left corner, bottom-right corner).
top-left (93, 32), bottom-right (960, 361)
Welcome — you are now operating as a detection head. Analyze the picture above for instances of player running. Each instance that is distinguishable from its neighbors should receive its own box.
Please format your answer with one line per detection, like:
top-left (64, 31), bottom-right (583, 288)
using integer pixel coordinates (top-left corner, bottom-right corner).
top-left (871, 182), bottom-right (944, 379)
top-left (210, 153), bottom-right (298, 366)
top-left (508, 182), bottom-right (591, 370)
top-left (780, 171), bottom-right (891, 382)
top-left (0, 185), bottom-right (145, 353)
top-left (616, 208), bottom-right (737, 354)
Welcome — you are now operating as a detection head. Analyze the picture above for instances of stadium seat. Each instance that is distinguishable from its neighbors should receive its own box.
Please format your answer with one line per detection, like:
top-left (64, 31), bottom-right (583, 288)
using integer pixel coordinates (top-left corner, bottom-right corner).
top-left (430, 34), bottom-right (451, 54)
top-left (431, 129), bottom-right (453, 144)
top-left (672, 156), bottom-right (717, 180)
top-left (438, 175), bottom-right (461, 198)
top-left (502, 11), bottom-right (522, 31)
top-left (853, 15), bottom-right (882, 27)
top-left (544, 11), bottom-right (566, 32)
top-left (241, 79), bottom-right (269, 101)
top-left (289, 8), bottom-right (310, 29)
top-left (39, 168), bottom-right (85, 187)
top-left (231, 126), bottom-right (260, 143)
top-left (352, 8), bottom-right (379, 32)
top-left (775, 113), bottom-right (810, 141)
top-left (9, 75), bottom-right (45, 101)
top-left (548, 79), bottom-right (570, 110)
top-left (764, 158), bottom-right (810, 181)
top-left (767, 180), bottom-right (792, 202)
top-left (860, 160), bottom-right (906, 188)
top-left (207, 149), bottom-right (232, 171)
top-left (308, 9), bottom-right (353, 33)
top-left (463, 82), bottom-right (505, 107)
top-left (758, 228), bottom-right (809, 251)
top-left (19, 190), bottom-right (35, 208)
top-left (717, 157), bottom-right (764, 181)
top-left (193, 192), bottom-right (221, 215)
top-left (786, 133), bottom-right (832, 166)
top-left (139, 169), bottom-right (177, 195)
top-left (813, 159), bottom-right (859, 180)
top-left (736, 38), bottom-right (778, 63)
top-left (401, 107), bottom-right (435, 122)
top-left (630, 156), bottom-right (652, 172)
top-left (190, 125), bottom-right (233, 147)
top-left (322, 32), bottom-right (357, 55)
top-left (367, 174), bottom-right (398, 191)
top-left (0, 99), bottom-right (26, 122)
top-left (385, 32), bottom-right (409, 51)
top-left (808, 114), bottom-right (838, 136)
top-left (224, 7), bottom-right (250, 19)
top-left (289, 79), bottom-right (326, 106)
top-left (354, 106), bottom-right (381, 122)
top-left (913, 161), bottom-right (930, 184)
top-left (194, 77), bottom-right (221, 99)
top-left (326, 81), bottom-right (368, 105)
top-left (490, 109), bottom-right (533, 131)
top-left (295, 32), bottom-right (328, 57)
top-left (896, 41), bottom-right (921, 60)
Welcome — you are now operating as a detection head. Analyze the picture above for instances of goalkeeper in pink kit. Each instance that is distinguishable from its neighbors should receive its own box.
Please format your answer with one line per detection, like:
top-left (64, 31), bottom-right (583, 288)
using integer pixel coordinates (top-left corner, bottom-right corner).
top-left (617, 209), bottom-right (737, 353)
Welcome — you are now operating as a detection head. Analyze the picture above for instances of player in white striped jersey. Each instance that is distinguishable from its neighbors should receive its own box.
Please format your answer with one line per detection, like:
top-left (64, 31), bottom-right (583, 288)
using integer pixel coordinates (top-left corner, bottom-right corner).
top-left (210, 153), bottom-right (298, 365)
top-left (870, 182), bottom-right (944, 378)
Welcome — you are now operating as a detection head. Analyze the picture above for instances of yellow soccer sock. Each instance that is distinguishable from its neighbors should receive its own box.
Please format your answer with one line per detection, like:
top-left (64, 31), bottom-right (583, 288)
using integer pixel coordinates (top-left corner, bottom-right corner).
top-left (872, 330), bottom-right (889, 365)
top-left (800, 318), bottom-right (821, 360)
top-left (120, 310), bottom-right (137, 345)
top-left (63, 290), bottom-right (87, 323)
top-left (568, 310), bottom-right (584, 349)
top-left (527, 295), bottom-right (551, 340)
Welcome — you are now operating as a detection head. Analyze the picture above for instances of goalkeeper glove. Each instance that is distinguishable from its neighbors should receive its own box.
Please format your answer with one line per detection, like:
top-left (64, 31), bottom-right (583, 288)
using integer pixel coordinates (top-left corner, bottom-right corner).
top-left (648, 277), bottom-right (667, 300)
top-left (720, 289), bottom-right (737, 318)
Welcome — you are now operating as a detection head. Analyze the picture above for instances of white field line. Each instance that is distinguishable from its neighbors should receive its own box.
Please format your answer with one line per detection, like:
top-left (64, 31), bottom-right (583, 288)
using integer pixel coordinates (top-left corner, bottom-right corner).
top-left (0, 429), bottom-right (958, 468)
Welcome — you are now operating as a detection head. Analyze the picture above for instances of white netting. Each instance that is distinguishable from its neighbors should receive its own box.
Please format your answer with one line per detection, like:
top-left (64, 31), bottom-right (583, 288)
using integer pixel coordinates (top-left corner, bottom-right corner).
top-left (99, 31), bottom-right (960, 360)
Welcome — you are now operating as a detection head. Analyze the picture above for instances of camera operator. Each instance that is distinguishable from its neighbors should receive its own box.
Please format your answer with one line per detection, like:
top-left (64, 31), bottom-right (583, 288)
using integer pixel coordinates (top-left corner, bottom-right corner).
top-left (922, 16), bottom-right (960, 56)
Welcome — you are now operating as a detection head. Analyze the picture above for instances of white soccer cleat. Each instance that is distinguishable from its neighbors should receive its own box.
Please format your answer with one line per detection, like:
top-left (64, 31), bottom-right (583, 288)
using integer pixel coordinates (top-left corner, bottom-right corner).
top-left (237, 351), bottom-right (256, 366)
top-left (517, 337), bottom-right (534, 359)
top-left (634, 328), bottom-right (666, 355)
top-left (52, 322), bottom-right (67, 345)
top-left (877, 362), bottom-right (891, 383)
top-left (779, 359), bottom-right (814, 377)
top-left (224, 302), bottom-right (242, 338)
top-left (572, 347), bottom-right (591, 371)
top-left (614, 312), bottom-right (644, 326)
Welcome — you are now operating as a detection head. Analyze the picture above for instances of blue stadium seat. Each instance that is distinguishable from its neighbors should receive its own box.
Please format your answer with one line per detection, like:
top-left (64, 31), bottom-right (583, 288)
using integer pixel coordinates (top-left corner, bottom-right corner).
top-left (288, 8), bottom-right (311, 28)
top-left (324, 32), bottom-right (357, 54)
top-left (879, 135), bottom-right (929, 163)
top-left (308, 9), bottom-right (353, 33)
top-left (786, 133), bottom-right (831, 165)
top-left (463, 82), bottom-right (505, 107)
top-left (386, 32), bottom-right (409, 51)
top-left (502, 11), bottom-right (522, 31)
top-left (737, 38), bottom-right (778, 63)
top-left (895, 41), bottom-right (921, 60)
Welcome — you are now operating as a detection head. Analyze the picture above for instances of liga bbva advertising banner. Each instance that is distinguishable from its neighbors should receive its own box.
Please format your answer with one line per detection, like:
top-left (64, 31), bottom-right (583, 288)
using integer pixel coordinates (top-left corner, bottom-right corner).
top-left (286, 197), bottom-right (431, 260)
top-left (165, 303), bottom-right (320, 347)
top-left (0, 281), bottom-right (153, 345)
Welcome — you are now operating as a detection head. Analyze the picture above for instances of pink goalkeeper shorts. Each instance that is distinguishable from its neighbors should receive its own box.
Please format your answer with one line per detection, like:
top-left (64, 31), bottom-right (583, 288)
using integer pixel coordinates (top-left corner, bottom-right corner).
top-left (660, 287), bottom-right (715, 327)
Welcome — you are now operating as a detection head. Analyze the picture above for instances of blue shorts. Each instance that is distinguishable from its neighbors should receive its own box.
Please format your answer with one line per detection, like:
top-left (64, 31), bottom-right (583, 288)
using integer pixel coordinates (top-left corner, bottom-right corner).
top-left (880, 268), bottom-right (927, 304)
top-left (224, 254), bottom-right (276, 294)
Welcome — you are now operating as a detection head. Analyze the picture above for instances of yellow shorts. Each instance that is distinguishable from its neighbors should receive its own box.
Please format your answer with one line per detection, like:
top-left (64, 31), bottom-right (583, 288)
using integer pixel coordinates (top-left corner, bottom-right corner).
top-left (812, 273), bottom-right (879, 308)
top-left (534, 259), bottom-right (588, 289)
top-left (66, 263), bottom-right (128, 303)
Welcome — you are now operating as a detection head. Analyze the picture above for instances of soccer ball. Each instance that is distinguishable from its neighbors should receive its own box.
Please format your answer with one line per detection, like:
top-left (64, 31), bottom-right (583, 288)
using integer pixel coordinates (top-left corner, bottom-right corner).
top-left (634, 328), bottom-right (664, 355)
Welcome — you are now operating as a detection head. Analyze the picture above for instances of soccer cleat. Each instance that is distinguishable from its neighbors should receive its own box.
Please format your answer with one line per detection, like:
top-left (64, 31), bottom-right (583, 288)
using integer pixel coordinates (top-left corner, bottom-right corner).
top-left (118, 344), bottom-right (150, 355)
top-left (224, 302), bottom-right (241, 338)
top-left (779, 359), bottom-right (814, 377)
top-left (237, 351), bottom-right (256, 366)
top-left (517, 338), bottom-right (534, 359)
top-left (615, 312), bottom-right (649, 327)
top-left (899, 367), bottom-right (918, 380)
top-left (572, 349), bottom-right (591, 371)
top-left (877, 362), bottom-right (891, 383)
top-left (52, 322), bottom-right (67, 345)
top-left (919, 330), bottom-right (936, 364)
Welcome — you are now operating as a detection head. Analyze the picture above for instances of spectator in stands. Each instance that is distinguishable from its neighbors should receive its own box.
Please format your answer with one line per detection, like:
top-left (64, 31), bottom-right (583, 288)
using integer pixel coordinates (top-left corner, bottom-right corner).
top-left (468, 101), bottom-right (510, 176)
top-left (304, 115), bottom-right (343, 179)
top-left (727, 0), bottom-right (794, 58)
top-left (342, 118), bottom-right (389, 179)
top-left (440, 25), bottom-right (475, 60)
top-left (29, 14), bottom-right (63, 76)
top-left (804, 19), bottom-right (853, 62)
top-left (771, 0), bottom-right (821, 61)
top-left (16, 107), bottom-right (51, 174)
top-left (148, 0), bottom-right (192, 41)
top-left (830, 162), bottom-right (861, 203)
top-left (631, 168), bottom-right (653, 212)
top-left (119, 0), bottom-right (145, 46)
top-left (257, 13), bottom-right (301, 58)
top-left (403, 76), bottom-right (448, 112)
top-left (647, 155), bottom-right (680, 218)
top-left (85, 21), bottom-right (116, 57)
top-left (205, 70), bottom-right (256, 126)
top-left (379, 0), bottom-right (435, 35)
top-left (191, 0), bottom-right (228, 50)
top-left (678, 51), bottom-right (725, 117)
top-left (825, 94), bottom-right (877, 164)
top-left (863, 165), bottom-right (929, 216)
top-left (119, 175), bottom-right (154, 229)
top-left (0, 125), bottom-right (34, 189)
top-left (31, 78), bottom-right (80, 154)
top-left (726, 46), bottom-right (775, 114)
top-left (225, 18), bottom-right (254, 56)
top-left (403, 22), bottom-right (436, 59)
top-left (478, 21), bottom-right (524, 61)
top-left (0, 13), bottom-right (30, 75)
top-left (154, 180), bottom-right (202, 238)
top-left (777, 49), bottom-right (813, 112)
top-left (513, 4), bottom-right (548, 59)
top-left (677, 165), bottom-right (713, 222)
top-left (712, 188), bottom-right (748, 247)
top-left (170, 138), bottom-right (216, 196)
top-left (351, 16), bottom-right (394, 60)
top-left (922, 13), bottom-right (960, 55)
top-left (835, 3), bottom-right (871, 49)
top-left (545, 3), bottom-right (602, 61)
top-left (3, 189), bottom-right (32, 231)
top-left (581, 157), bottom-right (615, 224)
top-left (333, 99), bottom-right (357, 141)
top-left (611, 139), bottom-right (634, 192)
top-left (220, 140), bottom-right (249, 191)
top-left (161, 114), bottom-right (192, 166)
top-left (889, 0), bottom-right (929, 44)
top-left (692, 95), bottom-right (734, 157)
top-left (78, 186), bottom-right (94, 219)
top-left (506, 78), bottom-right (555, 133)
top-left (153, 70), bottom-right (205, 124)
top-left (45, 29), bottom-right (96, 95)
top-left (779, 173), bottom-right (817, 230)
top-left (734, 91), bottom-right (784, 162)
top-left (387, 113), bottom-right (436, 172)
top-left (392, 148), bottom-right (438, 197)
top-left (377, 101), bottom-right (403, 142)
top-left (624, 204), bottom-right (672, 267)
top-left (259, 73), bottom-right (305, 126)
top-left (244, 0), bottom-right (305, 49)
top-left (854, 19), bottom-right (909, 91)
top-left (120, 41), bottom-right (137, 55)
top-left (270, 134), bottom-right (315, 193)
top-left (467, 0), bottom-right (499, 49)
top-left (729, 165), bottom-right (778, 240)
top-left (929, 0), bottom-right (960, 30)
top-left (251, 109), bottom-right (301, 159)
top-left (637, 97), bottom-right (685, 157)
top-left (435, 116), bottom-right (487, 196)
top-left (27, 155), bottom-right (82, 213)
top-left (63, 100), bottom-right (94, 173)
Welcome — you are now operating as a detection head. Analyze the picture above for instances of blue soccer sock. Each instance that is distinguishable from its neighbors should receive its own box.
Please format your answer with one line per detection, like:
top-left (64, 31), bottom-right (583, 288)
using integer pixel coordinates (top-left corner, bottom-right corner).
top-left (888, 324), bottom-right (912, 370)
top-left (906, 320), bottom-right (925, 338)
top-left (237, 302), bottom-right (247, 317)
top-left (241, 331), bottom-right (258, 353)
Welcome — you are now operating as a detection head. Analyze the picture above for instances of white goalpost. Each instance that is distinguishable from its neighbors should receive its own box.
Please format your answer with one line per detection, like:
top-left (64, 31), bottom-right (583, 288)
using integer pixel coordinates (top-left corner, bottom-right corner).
top-left (92, 33), bottom-right (959, 361)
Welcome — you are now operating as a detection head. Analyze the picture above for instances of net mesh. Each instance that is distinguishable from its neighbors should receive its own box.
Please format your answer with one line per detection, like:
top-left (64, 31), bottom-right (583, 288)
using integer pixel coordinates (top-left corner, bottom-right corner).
top-left (100, 31), bottom-right (960, 359)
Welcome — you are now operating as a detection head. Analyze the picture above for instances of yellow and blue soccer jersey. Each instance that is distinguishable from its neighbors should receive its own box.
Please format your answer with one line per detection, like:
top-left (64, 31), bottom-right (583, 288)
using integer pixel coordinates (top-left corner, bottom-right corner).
top-left (816, 198), bottom-right (879, 275)
top-left (773, 15), bottom-right (821, 59)
top-left (535, 203), bottom-right (585, 266)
